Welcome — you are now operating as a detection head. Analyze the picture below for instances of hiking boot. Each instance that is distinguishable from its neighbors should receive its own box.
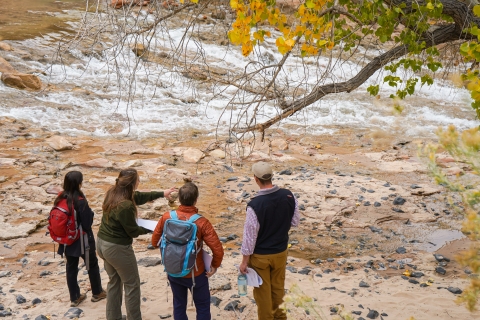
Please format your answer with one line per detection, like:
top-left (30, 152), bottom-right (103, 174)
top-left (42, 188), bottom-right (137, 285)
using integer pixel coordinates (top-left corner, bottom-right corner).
top-left (70, 293), bottom-right (87, 307)
top-left (91, 290), bottom-right (107, 302)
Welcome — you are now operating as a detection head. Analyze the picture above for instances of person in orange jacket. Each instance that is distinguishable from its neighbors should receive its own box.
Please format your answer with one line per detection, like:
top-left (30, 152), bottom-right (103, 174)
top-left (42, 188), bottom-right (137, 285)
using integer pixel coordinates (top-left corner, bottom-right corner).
top-left (152, 181), bottom-right (224, 320)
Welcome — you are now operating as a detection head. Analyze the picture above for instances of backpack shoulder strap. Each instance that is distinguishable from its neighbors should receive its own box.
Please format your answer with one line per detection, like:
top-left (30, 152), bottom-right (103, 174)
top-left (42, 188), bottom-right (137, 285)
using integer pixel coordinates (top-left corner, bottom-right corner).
top-left (170, 210), bottom-right (178, 220)
top-left (188, 214), bottom-right (202, 223)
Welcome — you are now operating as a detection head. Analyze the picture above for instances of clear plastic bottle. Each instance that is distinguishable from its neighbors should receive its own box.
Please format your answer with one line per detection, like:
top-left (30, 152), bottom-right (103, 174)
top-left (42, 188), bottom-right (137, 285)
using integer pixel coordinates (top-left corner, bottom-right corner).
top-left (238, 274), bottom-right (247, 296)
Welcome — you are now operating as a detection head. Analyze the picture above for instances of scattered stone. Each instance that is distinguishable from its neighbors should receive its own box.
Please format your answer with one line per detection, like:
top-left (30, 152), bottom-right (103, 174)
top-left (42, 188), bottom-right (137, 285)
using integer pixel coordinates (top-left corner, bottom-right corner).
top-left (210, 296), bottom-right (222, 307)
top-left (0, 271), bottom-right (11, 278)
top-left (393, 197), bottom-right (406, 205)
top-left (279, 169), bottom-right (292, 175)
top-left (381, 313), bottom-right (388, 316)
top-left (410, 272), bottom-right (424, 278)
top-left (0, 311), bottom-right (13, 317)
top-left (364, 201), bottom-right (371, 206)
top-left (366, 309), bottom-right (379, 319)
top-left (286, 266), bottom-right (298, 273)
top-left (447, 287), bottom-right (462, 294)
top-left (396, 247), bottom-right (407, 254)
top-left (433, 254), bottom-right (450, 262)
top-left (409, 279), bottom-right (419, 284)
top-left (137, 257), bottom-right (162, 267)
top-left (16, 295), bottom-right (26, 304)
top-left (392, 208), bottom-right (405, 213)
top-left (31, 298), bottom-right (41, 305)
top-left (158, 314), bottom-right (172, 319)
top-left (35, 316), bottom-right (48, 320)
top-left (39, 271), bottom-right (51, 277)
top-left (435, 267), bottom-right (446, 275)
top-left (327, 258), bottom-right (334, 262)
top-left (359, 281), bottom-right (370, 288)
top-left (298, 268), bottom-right (311, 275)
top-left (352, 311), bottom-right (362, 315)
top-left (374, 202), bottom-right (381, 207)
top-left (224, 300), bottom-right (240, 311)
top-left (64, 307), bottom-right (83, 319)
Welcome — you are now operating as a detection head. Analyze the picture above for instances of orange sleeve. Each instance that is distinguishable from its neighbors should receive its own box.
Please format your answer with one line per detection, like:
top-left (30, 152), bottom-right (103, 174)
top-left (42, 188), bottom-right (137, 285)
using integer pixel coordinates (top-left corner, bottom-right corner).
top-left (201, 220), bottom-right (224, 269)
top-left (151, 214), bottom-right (167, 248)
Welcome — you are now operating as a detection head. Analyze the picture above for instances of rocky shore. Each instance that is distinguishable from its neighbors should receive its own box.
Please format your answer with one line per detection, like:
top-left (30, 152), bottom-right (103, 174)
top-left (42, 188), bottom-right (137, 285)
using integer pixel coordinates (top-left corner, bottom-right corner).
top-left (0, 115), bottom-right (478, 319)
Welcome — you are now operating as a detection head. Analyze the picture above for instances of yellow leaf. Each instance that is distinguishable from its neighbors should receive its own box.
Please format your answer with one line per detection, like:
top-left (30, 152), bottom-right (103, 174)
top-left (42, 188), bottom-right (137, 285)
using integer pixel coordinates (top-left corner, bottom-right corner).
top-left (230, 0), bottom-right (238, 9)
top-left (403, 269), bottom-right (411, 277)
top-left (474, 5), bottom-right (480, 17)
top-left (326, 41), bottom-right (334, 50)
top-left (191, 0), bottom-right (198, 3)
top-left (317, 39), bottom-right (327, 47)
top-left (426, 2), bottom-right (434, 10)
top-left (285, 38), bottom-right (295, 47)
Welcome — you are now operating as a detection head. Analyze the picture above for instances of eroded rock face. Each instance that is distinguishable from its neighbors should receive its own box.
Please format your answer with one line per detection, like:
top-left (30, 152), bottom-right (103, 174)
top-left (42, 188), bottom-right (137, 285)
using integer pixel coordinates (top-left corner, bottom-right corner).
top-left (1, 72), bottom-right (42, 91)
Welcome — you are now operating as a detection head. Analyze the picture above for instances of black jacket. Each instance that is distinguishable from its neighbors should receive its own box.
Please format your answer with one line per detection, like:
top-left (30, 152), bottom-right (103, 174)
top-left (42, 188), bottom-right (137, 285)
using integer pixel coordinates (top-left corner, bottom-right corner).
top-left (57, 198), bottom-right (96, 257)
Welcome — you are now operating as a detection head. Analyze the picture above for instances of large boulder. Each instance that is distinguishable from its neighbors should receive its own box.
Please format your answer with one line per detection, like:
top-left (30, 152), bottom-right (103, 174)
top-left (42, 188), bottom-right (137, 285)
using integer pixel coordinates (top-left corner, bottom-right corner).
top-left (46, 136), bottom-right (73, 151)
top-left (0, 56), bottom-right (15, 73)
top-left (1, 72), bottom-right (42, 91)
top-left (183, 148), bottom-right (204, 163)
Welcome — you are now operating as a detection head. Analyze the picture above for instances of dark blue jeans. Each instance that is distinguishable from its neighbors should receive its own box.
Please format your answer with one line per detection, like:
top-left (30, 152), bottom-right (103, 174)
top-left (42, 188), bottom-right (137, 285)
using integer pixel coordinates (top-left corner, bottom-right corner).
top-left (168, 272), bottom-right (211, 320)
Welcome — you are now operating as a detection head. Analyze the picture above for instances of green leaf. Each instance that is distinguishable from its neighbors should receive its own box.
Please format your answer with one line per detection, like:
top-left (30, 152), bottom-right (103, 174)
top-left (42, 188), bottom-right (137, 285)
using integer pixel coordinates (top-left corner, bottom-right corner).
top-left (306, 0), bottom-right (315, 9)
top-left (367, 85), bottom-right (380, 96)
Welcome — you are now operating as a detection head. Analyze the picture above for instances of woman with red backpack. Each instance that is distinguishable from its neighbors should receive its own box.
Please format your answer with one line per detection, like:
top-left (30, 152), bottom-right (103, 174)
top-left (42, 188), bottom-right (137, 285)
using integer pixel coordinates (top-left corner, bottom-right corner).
top-left (52, 171), bottom-right (106, 307)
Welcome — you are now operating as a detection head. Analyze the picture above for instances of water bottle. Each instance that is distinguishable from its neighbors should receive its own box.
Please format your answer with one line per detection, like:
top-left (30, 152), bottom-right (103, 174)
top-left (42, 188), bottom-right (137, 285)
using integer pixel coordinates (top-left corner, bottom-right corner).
top-left (237, 274), bottom-right (247, 296)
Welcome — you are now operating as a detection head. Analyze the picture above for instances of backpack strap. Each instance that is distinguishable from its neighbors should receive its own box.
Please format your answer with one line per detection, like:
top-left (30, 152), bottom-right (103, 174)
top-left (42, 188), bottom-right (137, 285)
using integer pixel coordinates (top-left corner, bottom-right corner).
top-left (188, 214), bottom-right (202, 223)
top-left (170, 210), bottom-right (178, 220)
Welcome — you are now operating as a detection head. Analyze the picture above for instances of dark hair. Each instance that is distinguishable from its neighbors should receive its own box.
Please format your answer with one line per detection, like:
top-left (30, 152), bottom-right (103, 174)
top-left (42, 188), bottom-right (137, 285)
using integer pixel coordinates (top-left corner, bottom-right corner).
top-left (102, 169), bottom-right (139, 218)
top-left (54, 171), bottom-right (85, 214)
top-left (256, 177), bottom-right (272, 186)
top-left (179, 182), bottom-right (198, 206)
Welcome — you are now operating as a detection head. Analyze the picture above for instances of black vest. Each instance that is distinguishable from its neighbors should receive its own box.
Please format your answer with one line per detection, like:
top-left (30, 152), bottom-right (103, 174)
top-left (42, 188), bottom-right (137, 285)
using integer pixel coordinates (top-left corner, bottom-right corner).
top-left (247, 188), bottom-right (295, 254)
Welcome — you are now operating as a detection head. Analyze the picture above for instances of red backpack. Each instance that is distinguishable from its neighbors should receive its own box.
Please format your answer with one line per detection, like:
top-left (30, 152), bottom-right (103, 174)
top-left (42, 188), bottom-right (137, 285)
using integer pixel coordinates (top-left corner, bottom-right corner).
top-left (48, 198), bottom-right (82, 245)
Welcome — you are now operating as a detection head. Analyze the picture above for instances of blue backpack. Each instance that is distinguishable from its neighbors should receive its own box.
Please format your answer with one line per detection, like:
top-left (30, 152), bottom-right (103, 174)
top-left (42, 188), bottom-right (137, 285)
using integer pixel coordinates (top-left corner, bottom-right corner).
top-left (160, 210), bottom-right (202, 277)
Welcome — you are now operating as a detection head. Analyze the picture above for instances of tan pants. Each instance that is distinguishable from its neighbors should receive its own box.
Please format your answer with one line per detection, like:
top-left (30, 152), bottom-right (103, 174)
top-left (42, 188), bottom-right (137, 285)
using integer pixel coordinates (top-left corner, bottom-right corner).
top-left (249, 250), bottom-right (288, 320)
top-left (97, 237), bottom-right (142, 320)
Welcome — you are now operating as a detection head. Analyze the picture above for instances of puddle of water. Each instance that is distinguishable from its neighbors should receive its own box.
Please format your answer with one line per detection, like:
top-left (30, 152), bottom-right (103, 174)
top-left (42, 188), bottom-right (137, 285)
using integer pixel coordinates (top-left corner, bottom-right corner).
top-left (0, 0), bottom-right (84, 40)
top-left (416, 229), bottom-right (465, 252)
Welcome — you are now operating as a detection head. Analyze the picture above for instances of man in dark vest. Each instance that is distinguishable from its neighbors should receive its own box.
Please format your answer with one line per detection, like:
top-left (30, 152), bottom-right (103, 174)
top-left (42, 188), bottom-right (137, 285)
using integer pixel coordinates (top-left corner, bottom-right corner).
top-left (239, 161), bottom-right (299, 320)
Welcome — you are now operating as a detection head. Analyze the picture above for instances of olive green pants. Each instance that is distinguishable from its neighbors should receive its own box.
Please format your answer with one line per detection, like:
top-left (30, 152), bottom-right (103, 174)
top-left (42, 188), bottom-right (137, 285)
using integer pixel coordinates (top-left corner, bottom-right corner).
top-left (97, 237), bottom-right (142, 320)
top-left (249, 249), bottom-right (288, 320)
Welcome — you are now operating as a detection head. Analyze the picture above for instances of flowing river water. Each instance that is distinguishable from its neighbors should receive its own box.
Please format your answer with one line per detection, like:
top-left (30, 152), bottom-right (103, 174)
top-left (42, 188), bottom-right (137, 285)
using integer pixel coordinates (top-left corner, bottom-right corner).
top-left (0, 1), bottom-right (477, 138)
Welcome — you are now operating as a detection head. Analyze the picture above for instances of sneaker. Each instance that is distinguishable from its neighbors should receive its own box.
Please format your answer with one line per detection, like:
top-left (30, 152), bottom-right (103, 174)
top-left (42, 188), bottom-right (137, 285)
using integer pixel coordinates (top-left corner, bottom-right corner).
top-left (91, 290), bottom-right (107, 302)
top-left (70, 293), bottom-right (87, 307)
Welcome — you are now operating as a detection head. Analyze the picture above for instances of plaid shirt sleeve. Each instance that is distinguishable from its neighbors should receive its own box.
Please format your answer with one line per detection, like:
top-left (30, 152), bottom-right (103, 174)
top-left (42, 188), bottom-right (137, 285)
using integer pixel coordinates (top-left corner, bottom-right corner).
top-left (241, 206), bottom-right (259, 256)
top-left (291, 195), bottom-right (300, 227)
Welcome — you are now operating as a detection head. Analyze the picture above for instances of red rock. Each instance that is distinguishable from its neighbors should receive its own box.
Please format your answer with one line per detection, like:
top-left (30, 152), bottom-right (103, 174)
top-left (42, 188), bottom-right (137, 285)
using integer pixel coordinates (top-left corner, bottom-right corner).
top-left (0, 57), bottom-right (15, 73)
top-left (1, 72), bottom-right (42, 91)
